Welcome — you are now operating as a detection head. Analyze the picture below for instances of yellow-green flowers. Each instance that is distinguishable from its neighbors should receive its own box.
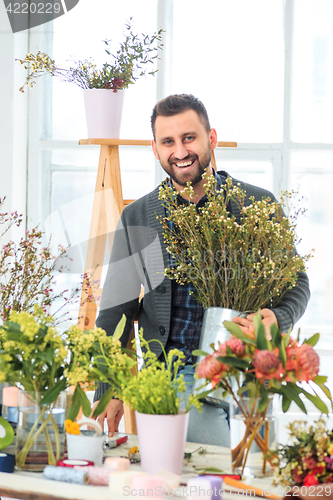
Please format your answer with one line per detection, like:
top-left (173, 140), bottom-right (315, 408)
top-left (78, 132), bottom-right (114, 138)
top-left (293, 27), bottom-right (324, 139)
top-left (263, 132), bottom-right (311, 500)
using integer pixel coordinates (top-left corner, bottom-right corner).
top-left (121, 332), bottom-right (203, 415)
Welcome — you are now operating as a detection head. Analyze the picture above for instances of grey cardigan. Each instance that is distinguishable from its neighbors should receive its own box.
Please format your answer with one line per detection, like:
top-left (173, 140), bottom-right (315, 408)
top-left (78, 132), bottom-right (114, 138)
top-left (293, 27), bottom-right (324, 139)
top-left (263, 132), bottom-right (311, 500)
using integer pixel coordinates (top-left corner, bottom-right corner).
top-left (94, 171), bottom-right (310, 400)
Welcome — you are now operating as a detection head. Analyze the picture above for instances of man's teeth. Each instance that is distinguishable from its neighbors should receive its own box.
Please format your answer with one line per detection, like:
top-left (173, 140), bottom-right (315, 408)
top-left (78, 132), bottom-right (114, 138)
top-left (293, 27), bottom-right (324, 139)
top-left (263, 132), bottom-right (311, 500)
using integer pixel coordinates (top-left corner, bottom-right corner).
top-left (175, 160), bottom-right (193, 167)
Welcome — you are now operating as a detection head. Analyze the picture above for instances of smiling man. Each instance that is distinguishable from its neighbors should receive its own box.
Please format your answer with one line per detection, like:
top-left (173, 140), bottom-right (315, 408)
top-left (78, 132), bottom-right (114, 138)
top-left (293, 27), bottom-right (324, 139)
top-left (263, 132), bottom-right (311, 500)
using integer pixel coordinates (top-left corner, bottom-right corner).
top-left (93, 94), bottom-right (310, 444)
top-left (151, 104), bottom-right (216, 202)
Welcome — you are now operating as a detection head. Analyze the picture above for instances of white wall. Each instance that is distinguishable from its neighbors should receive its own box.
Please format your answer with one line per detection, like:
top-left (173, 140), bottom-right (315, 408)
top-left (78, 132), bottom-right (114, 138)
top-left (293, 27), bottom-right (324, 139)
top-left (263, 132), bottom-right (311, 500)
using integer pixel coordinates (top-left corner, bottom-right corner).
top-left (0, 4), bottom-right (28, 238)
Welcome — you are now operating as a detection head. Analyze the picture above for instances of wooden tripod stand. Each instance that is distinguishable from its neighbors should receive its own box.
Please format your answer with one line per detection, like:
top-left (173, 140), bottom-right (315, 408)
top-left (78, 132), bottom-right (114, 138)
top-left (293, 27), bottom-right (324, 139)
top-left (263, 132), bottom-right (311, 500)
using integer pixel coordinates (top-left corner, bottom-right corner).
top-left (77, 138), bottom-right (237, 433)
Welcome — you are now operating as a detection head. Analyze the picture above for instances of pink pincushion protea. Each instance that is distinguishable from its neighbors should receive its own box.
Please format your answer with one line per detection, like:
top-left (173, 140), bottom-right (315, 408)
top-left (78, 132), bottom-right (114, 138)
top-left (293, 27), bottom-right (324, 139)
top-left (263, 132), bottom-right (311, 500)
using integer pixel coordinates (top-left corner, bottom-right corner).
top-left (296, 343), bottom-right (320, 382)
top-left (217, 340), bottom-right (227, 355)
top-left (252, 348), bottom-right (283, 380)
top-left (227, 335), bottom-right (246, 357)
top-left (196, 351), bottom-right (228, 381)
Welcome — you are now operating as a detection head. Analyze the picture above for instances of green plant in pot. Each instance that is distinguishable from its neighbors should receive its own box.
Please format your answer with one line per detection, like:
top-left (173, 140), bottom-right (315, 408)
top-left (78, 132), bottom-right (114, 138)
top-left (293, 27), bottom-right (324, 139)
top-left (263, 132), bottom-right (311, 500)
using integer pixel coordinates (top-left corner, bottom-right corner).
top-left (64, 316), bottom-right (207, 476)
top-left (64, 316), bottom-right (205, 419)
top-left (17, 19), bottom-right (163, 137)
top-left (17, 20), bottom-right (164, 92)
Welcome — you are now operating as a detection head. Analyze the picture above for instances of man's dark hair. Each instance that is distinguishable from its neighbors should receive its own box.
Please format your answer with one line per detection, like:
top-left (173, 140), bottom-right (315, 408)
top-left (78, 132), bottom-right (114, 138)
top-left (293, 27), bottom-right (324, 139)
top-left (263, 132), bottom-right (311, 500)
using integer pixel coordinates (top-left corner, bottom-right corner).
top-left (151, 94), bottom-right (211, 138)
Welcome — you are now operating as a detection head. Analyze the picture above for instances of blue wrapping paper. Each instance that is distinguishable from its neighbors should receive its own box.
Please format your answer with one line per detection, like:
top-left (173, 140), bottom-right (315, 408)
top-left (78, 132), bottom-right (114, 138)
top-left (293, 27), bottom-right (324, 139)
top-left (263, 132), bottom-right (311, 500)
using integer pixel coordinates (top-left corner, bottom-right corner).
top-left (43, 465), bottom-right (89, 484)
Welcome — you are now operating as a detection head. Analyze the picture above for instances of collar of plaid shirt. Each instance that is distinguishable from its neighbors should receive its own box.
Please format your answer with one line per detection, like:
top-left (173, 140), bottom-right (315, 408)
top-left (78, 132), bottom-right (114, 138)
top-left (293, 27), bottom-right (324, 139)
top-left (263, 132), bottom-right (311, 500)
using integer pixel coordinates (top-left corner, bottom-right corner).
top-left (163, 169), bottom-right (228, 364)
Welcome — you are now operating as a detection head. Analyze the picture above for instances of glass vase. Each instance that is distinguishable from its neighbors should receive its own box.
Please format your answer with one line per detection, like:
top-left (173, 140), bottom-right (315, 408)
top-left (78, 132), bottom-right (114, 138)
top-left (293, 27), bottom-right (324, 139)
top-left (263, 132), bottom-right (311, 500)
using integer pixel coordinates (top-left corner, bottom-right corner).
top-left (230, 395), bottom-right (277, 477)
top-left (16, 390), bottom-right (66, 471)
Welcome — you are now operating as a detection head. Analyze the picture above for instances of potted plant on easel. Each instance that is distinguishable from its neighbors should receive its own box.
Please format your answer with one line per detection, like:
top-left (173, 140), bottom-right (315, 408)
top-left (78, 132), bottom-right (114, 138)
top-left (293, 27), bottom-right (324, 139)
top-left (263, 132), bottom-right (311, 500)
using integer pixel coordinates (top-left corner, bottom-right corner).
top-left (17, 19), bottom-right (164, 138)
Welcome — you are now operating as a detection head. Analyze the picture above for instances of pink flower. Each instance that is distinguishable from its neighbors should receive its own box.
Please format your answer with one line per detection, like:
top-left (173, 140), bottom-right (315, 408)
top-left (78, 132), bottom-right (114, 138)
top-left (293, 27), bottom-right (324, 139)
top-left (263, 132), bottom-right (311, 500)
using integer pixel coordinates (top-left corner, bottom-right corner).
top-left (217, 341), bottom-right (227, 355)
top-left (196, 352), bottom-right (228, 381)
top-left (296, 343), bottom-right (320, 382)
top-left (227, 335), bottom-right (246, 357)
top-left (285, 346), bottom-right (298, 373)
top-left (252, 348), bottom-right (283, 380)
top-left (211, 370), bottom-right (224, 389)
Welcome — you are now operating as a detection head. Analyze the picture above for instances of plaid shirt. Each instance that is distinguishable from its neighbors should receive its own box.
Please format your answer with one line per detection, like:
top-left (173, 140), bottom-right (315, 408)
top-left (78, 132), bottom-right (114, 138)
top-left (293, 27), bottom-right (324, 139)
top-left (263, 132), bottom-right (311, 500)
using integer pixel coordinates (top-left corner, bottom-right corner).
top-left (164, 170), bottom-right (227, 364)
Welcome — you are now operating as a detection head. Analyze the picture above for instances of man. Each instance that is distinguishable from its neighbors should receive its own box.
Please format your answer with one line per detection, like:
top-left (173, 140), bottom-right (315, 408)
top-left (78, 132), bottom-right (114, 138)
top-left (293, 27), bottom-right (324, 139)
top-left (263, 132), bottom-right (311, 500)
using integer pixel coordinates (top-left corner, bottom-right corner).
top-left (93, 94), bottom-right (310, 443)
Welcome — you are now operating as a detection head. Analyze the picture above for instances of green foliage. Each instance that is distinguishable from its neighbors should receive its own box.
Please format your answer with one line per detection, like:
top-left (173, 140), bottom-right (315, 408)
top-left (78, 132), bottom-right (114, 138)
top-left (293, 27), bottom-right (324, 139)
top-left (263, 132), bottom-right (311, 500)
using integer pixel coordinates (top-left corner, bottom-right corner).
top-left (0, 306), bottom-right (68, 403)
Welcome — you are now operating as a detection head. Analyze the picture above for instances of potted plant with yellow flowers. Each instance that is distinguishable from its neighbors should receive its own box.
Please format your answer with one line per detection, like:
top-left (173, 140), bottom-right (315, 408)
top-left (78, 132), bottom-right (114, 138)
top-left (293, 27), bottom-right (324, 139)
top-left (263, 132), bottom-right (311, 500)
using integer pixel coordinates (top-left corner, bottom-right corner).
top-left (64, 316), bottom-right (207, 476)
top-left (17, 19), bottom-right (164, 138)
top-left (0, 303), bottom-right (204, 473)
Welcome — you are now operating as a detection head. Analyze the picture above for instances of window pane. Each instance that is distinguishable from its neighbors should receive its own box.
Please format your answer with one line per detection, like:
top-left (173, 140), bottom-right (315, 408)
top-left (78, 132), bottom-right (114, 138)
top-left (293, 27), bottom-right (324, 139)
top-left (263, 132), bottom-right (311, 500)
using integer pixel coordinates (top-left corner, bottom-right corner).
top-left (291, 151), bottom-right (333, 337)
top-left (51, 0), bottom-right (158, 140)
top-left (292, 0), bottom-right (333, 142)
top-left (45, 147), bottom-right (155, 246)
top-left (215, 159), bottom-right (273, 192)
top-left (172, 0), bottom-right (284, 142)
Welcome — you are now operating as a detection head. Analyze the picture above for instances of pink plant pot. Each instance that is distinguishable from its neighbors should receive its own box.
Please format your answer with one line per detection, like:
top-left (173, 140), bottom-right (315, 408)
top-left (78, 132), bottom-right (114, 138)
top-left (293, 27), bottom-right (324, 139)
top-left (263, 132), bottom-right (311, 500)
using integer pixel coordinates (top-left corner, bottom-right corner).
top-left (135, 411), bottom-right (189, 475)
top-left (83, 89), bottom-right (125, 139)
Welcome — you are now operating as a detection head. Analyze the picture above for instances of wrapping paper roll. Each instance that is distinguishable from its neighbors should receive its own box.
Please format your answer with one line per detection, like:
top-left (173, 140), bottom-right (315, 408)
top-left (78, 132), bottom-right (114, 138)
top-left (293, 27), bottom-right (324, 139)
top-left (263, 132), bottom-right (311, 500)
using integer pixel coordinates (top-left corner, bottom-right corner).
top-left (187, 477), bottom-right (213, 500)
top-left (57, 459), bottom-right (94, 467)
top-left (104, 457), bottom-right (130, 471)
top-left (109, 471), bottom-right (150, 494)
top-left (132, 475), bottom-right (164, 497)
top-left (0, 453), bottom-right (15, 473)
top-left (156, 469), bottom-right (181, 490)
top-left (2, 386), bottom-right (19, 406)
top-left (203, 476), bottom-right (223, 500)
top-left (0, 417), bottom-right (15, 448)
top-left (75, 466), bottom-right (111, 486)
top-left (43, 465), bottom-right (89, 484)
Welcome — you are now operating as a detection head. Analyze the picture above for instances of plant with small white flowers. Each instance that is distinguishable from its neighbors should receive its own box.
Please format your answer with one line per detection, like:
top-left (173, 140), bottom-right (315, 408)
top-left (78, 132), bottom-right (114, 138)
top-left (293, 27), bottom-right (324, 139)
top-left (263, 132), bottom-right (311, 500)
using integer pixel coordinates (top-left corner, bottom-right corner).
top-left (158, 173), bottom-right (312, 312)
top-left (17, 20), bottom-right (164, 92)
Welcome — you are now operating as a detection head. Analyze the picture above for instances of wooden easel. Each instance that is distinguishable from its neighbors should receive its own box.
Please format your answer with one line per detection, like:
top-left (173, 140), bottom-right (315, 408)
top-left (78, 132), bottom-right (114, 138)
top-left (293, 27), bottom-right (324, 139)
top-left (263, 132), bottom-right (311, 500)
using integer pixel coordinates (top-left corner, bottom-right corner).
top-left (77, 138), bottom-right (237, 433)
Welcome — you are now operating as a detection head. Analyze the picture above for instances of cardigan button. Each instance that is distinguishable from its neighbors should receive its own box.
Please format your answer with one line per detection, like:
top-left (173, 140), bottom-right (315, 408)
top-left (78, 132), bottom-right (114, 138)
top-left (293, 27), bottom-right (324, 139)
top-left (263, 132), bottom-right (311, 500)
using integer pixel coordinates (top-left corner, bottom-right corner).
top-left (156, 284), bottom-right (166, 294)
top-left (159, 326), bottom-right (166, 336)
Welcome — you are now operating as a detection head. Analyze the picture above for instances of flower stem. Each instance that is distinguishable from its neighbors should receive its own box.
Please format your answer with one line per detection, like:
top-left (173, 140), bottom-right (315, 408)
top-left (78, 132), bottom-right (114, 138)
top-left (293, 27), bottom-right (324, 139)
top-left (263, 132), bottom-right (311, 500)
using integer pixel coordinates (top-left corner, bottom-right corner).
top-left (17, 405), bottom-right (56, 467)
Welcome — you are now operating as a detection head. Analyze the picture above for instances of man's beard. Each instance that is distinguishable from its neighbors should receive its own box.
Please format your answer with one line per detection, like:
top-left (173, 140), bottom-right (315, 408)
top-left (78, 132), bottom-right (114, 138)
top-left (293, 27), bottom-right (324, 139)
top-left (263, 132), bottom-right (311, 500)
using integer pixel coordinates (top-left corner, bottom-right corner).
top-left (160, 148), bottom-right (212, 187)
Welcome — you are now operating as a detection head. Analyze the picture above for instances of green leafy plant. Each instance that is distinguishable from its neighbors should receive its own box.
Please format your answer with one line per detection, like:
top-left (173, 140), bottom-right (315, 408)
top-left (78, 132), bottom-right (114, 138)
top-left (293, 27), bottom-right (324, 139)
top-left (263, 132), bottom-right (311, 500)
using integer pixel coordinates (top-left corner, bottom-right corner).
top-left (0, 306), bottom-right (69, 466)
top-left (65, 318), bottom-right (207, 419)
top-left (0, 306), bottom-right (205, 467)
top-left (158, 174), bottom-right (312, 311)
top-left (18, 20), bottom-right (164, 92)
top-left (120, 333), bottom-right (205, 415)
top-left (195, 313), bottom-right (332, 473)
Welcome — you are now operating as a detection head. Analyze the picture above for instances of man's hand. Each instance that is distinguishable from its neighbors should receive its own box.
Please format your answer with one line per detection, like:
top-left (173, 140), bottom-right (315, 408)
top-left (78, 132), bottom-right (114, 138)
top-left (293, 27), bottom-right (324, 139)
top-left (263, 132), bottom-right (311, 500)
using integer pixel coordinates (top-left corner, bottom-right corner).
top-left (90, 399), bottom-right (124, 437)
top-left (232, 309), bottom-right (278, 340)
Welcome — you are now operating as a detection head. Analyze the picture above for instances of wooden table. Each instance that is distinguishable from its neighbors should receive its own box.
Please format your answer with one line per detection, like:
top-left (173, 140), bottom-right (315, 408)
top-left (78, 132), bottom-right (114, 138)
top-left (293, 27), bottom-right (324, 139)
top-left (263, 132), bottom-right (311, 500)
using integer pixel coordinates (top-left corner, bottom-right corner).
top-left (0, 434), bottom-right (282, 500)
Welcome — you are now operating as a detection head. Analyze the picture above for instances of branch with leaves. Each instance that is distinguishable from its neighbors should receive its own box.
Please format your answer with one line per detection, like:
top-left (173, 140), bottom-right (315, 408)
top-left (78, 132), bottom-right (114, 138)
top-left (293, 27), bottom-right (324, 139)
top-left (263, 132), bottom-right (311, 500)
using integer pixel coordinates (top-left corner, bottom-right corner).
top-left (17, 20), bottom-right (164, 92)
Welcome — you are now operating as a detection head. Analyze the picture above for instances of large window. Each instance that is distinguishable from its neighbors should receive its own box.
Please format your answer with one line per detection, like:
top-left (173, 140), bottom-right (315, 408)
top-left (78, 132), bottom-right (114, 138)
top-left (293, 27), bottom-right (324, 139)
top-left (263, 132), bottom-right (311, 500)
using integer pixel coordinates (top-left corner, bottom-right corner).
top-left (26, 0), bottom-right (333, 350)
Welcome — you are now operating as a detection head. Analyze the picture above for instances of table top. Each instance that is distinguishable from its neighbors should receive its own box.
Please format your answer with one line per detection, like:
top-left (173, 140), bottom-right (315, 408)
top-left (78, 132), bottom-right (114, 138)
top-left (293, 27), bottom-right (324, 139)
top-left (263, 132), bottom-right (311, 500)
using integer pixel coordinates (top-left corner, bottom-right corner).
top-left (0, 434), bottom-right (282, 500)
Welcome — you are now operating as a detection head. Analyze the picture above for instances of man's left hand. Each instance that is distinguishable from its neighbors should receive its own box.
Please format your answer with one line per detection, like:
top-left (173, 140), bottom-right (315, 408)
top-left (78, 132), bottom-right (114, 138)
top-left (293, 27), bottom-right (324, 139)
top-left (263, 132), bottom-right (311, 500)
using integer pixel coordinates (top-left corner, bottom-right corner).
top-left (232, 309), bottom-right (278, 340)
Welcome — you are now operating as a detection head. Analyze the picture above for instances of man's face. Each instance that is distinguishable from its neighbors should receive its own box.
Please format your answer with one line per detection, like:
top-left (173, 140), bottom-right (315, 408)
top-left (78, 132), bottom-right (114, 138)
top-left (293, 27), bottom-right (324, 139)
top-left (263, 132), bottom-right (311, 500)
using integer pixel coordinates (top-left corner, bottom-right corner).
top-left (152, 109), bottom-right (217, 190)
